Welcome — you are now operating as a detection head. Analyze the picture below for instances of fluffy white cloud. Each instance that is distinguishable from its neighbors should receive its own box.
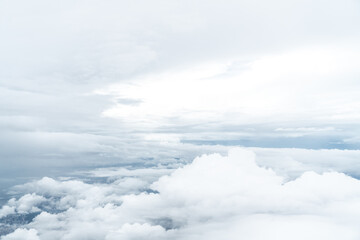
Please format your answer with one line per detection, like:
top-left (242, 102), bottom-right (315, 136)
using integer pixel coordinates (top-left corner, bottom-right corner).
top-left (0, 206), bottom-right (15, 219)
top-left (8, 194), bottom-right (45, 214)
top-left (105, 223), bottom-right (167, 240)
top-left (1, 229), bottom-right (39, 240)
top-left (1, 1), bottom-right (360, 238)
top-left (2, 148), bottom-right (360, 239)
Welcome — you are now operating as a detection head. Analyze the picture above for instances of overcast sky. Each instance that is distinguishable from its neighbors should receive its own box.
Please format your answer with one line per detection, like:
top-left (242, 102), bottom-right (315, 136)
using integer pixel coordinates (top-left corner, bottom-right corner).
top-left (1, 0), bottom-right (360, 177)
top-left (1, 0), bottom-right (360, 239)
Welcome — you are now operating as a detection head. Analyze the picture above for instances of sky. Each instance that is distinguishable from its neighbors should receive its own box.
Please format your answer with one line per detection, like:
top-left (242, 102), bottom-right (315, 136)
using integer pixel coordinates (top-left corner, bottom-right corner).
top-left (1, 0), bottom-right (360, 239)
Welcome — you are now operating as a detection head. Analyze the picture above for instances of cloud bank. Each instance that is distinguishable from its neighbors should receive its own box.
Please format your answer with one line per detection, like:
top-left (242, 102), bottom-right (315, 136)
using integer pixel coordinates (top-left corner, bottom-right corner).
top-left (1, 0), bottom-right (360, 181)
top-left (2, 148), bottom-right (360, 239)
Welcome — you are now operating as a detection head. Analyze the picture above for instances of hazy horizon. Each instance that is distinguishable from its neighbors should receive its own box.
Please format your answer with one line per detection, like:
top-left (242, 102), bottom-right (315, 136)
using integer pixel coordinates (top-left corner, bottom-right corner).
top-left (1, 0), bottom-right (360, 239)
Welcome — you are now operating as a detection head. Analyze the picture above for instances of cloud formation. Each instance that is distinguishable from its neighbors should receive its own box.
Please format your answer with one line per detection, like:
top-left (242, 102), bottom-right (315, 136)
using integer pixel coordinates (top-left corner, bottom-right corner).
top-left (1, 0), bottom-right (360, 187)
top-left (1, 1), bottom-right (360, 238)
top-left (2, 148), bottom-right (360, 239)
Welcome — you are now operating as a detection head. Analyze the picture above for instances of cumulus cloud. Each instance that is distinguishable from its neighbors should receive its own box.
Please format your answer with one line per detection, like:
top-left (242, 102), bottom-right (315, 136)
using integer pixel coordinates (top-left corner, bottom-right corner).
top-left (2, 148), bottom-right (360, 239)
top-left (0, 206), bottom-right (15, 219)
top-left (1, 229), bottom-right (39, 240)
top-left (105, 223), bottom-right (167, 240)
top-left (1, 1), bottom-right (360, 238)
top-left (8, 194), bottom-right (45, 214)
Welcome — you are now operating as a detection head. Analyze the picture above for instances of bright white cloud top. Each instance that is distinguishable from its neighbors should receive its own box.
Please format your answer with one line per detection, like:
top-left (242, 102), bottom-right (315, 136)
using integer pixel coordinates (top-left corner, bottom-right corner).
top-left (1, 0), bottom-right (360, 239)
top-left (2, 149), bottom-right (360, 240)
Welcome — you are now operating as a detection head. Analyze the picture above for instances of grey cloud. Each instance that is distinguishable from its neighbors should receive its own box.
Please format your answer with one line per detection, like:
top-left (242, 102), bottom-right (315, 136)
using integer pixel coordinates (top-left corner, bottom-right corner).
top-left (1, 0), bottom-right (359, 178)
top-left (115, 98), bottom-right (143, 106)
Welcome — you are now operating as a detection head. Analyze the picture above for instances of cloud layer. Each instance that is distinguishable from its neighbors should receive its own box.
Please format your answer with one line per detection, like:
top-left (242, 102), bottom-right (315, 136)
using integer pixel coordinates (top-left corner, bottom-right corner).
top-left (2, 148), bottom-right (360, 239)
top-left (1, 0), bottom-right (360, 183)
top-left (1, 1), bottom-right (360, 238)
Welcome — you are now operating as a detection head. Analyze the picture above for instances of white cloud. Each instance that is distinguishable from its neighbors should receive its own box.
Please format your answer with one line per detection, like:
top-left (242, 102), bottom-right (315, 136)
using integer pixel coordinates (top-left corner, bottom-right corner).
top-left (105, 223), bottom-right (167, 240)
top-left (0, 206), bottom-right (15, 219)
top-left (2, 148), bottom-right (360, 239)
top-left (1, 229), bottom-right (39, 240)
top-left (1, 0), bottom-right (360, 184)
top-left (99, 46), bottom-right (360, 128)
top-left (1, 0), bottom-right (360, 238)
top-left (8, 194), bottom-right (45, 214)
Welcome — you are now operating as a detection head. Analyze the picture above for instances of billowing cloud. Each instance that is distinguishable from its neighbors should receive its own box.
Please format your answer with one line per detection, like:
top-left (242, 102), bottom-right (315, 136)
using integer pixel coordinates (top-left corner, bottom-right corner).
top-left (2, 148), bottom-right (360, 239)
top-left (1, 229), bottom-right (39, 240)
top-left (1, 0), bottom-right (360, 238)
